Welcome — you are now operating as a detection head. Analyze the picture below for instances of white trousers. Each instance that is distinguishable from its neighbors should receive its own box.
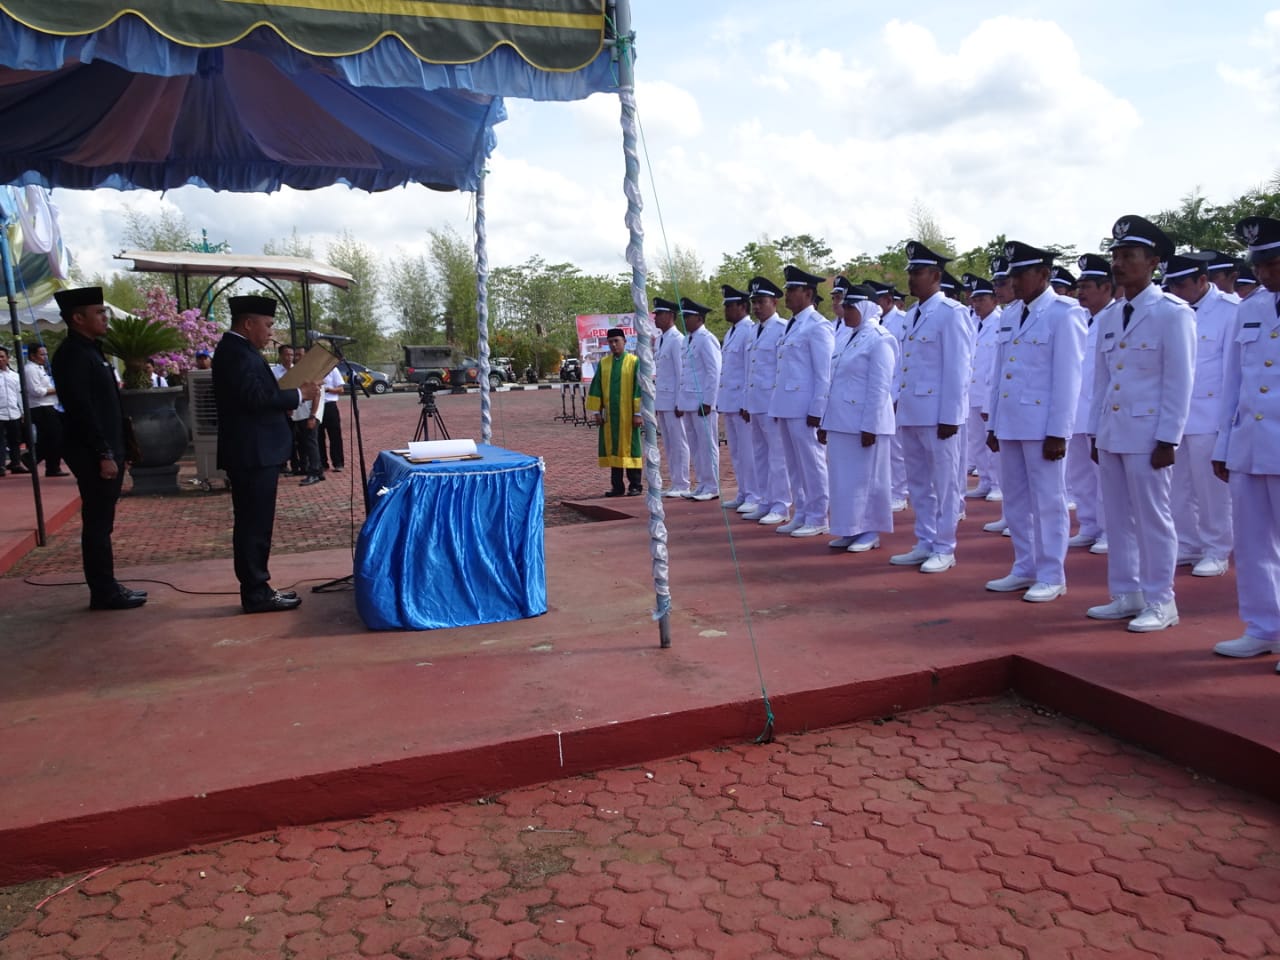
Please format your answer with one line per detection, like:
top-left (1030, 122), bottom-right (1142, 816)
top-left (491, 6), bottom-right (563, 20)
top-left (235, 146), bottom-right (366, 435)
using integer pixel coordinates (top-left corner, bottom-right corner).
top-left (684, 409), bottom-right (720, 496)
top-left (827, 431), bottom-right (893, 537)
top-left (890, 431), bottom-right (908, 501)
top-left (779, 416), bottom-right (828, 526)
top-left (1000, 439), bottom-right (1070, 585)
top-left (1065, 433), bottom-right (1104, 540)
top-left (749, 412), bottom-right (791, 513)
top-left (724, 411), bottom-right (756, 503)
top-left (899, 425), bottom-right (963, 555)
top-left (966, 407), bottom-right (999, 490)
top-left (955, 418), bottom-right (969, 502)
top-left (657, 409), bottom-right (690, 491)
top-left (1171, 432), bottom-right (1233, 561)
top-left (1230, 472), bottom-right (1280, 642)
top-left (1098, 450), bottom-right (1177, 606)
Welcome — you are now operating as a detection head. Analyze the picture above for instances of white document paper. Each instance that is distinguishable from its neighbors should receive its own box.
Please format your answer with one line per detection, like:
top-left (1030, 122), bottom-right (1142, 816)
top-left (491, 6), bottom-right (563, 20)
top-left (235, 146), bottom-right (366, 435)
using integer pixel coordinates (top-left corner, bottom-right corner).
top-left (406, 439), bottom-right (478, 460)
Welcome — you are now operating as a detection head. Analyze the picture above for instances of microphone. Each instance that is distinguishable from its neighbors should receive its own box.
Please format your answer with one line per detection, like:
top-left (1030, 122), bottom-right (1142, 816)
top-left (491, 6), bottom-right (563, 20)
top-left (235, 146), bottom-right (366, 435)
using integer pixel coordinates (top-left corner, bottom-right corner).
top-left (307, 329), bottom-right (357, 344)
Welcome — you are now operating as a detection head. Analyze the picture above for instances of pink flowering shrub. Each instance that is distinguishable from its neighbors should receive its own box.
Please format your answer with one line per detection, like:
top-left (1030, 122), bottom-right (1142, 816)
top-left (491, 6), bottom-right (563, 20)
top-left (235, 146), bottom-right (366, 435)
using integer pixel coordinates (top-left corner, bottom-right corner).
top-left (136, 285), bottom-right (222, 380)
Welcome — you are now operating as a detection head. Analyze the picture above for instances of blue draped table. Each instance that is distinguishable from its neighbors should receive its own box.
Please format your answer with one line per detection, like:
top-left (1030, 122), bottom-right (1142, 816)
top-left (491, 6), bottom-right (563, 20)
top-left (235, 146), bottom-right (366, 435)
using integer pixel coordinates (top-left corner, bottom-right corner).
top-left (355, 445), bottom-right (546, 630)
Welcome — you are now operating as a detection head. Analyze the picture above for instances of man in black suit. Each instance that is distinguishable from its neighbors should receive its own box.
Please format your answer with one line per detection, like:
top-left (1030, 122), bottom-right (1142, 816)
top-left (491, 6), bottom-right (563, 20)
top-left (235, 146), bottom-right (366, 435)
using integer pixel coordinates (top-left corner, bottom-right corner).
top-left (50, 287), bottom-right (147, 610)
top-left (213, 295), bottom-right (321, 614)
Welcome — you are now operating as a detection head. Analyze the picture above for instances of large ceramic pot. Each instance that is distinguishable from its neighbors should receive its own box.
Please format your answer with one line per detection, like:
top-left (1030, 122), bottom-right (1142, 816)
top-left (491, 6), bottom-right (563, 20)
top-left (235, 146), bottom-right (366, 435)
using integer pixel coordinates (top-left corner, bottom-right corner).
top-left (119, 386), bottom-right (189, 495)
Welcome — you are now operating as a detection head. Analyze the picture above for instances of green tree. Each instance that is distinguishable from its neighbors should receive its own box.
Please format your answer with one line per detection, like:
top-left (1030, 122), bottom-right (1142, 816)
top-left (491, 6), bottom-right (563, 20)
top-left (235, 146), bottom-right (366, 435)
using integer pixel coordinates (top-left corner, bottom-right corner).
top-left (387, 252), bottom-right (442, 344)
top-left (316, 231), bottom-right (384, 363)
top-left (428, 225), bottom-right (478, 352)
top-left (261, 229), bottom-right (315, 344)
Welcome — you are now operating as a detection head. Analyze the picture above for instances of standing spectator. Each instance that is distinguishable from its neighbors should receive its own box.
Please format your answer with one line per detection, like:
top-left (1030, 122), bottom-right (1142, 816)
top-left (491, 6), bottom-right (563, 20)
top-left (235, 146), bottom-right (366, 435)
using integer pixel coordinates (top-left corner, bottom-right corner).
top-left (319, 363), bottom-right (345, 472)
top-left (51, 287), bottom-right (146, 609)
top-left (586, 327), bottom-right (643, 497)
top-left (1086, 215), bottom-right (1195, 632)
top-left (291, 346), bottom-right (325, 487)
top-left (717, 284), bottom-right (756, 510)
top-left (675, 298), bottom-right (723, 501)
top-left (271, 345), bottom-right (301, 475)
top-left (0, 345), bottom-right (28, 474)
top-left (213, 296), bottom-right (319, 614)
top-left (741, 276), bottom-right (791, 523)
top-left (653, 298), bottom-right (690, 497)
top-left (194, 350), bottom-right (212, 370)
top-left (145, 359), bottom-right (166, 387)
top-left (24, 343), bottom-right (65, 477)
top-left (1211, 216), bottom-right (1280, 666)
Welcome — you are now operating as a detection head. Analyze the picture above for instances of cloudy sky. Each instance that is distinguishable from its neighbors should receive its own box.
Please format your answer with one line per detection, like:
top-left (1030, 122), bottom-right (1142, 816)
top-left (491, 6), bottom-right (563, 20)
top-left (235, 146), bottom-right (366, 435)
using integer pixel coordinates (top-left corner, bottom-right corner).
top-left (50, 1), bottom-right (1280, 288)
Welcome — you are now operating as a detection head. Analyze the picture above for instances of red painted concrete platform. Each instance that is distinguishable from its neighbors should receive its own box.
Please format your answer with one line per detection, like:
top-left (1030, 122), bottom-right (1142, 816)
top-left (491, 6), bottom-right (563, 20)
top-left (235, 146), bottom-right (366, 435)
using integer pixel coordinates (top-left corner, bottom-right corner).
top-left (1, 480), bottom-right (1276, 886)
top-left (0, 473), bottom-right (80, 575)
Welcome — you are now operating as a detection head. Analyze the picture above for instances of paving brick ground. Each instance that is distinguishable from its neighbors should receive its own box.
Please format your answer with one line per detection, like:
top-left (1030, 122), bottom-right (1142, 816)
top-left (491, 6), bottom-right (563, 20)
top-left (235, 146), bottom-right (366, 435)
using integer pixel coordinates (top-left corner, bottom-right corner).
top-left (4, 698), bottom-right (1279, 959)
top-left (6, 387), bottom-right (707, 578)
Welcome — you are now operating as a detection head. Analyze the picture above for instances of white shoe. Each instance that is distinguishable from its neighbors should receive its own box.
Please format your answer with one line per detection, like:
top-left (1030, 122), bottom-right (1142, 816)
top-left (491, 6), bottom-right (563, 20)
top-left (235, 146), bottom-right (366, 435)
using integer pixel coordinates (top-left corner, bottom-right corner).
top-left (690, 491), bottom-right (718, 501)
top-left (1023, 582), bottom-right (1067, 603)
top-left (985, 489), bottom-right (1004, 502)
top-left (964, 486), bottom-right (991, 500)
top-left (1127, 601), bottom-right (1179, 633)
top-left (1067, 533), bottom-right (1097, 548)
top-left (847, 534), bottom-right (880, 553)
top-left (777, 518), bottom-right (803, 534)
top-left (1213, 635), bottom-right (1278, 658)
top-left (1192, 557), bottom-right (1230, 578)
top-left (828, 536), bottom-right (856, 549)
top-left (986, 574), bottom-right (1036, 593)
top-left (736, 502), bottom-right (758, 514)
top-left (1087, 593), bottom-right (1145, 620)
top-left (741, 507), bottom-right (767, 520)
top-left (1067, 501), bottom-right (1078, 512)
top-left (890, 546), bottom-right (932, 566)
top-left (662, 488), bottom-right (691, 499)
top-left (1089, 538), bottom-right (1109, 555)
top-left (722, 496), bottom-right (745, 509)
top-left (791, 524), bottom-right (827, 538)
top-left (891, 499), bottom-right (909, 513)
top-left (921, 553), bottom-right (956, 574)
top-left (983, 518), bottom-right (1008, 533)
top-left (1001, 528), bottom-right (1012, 537)
top-left (957, 511), bottom-right (967, 522)
top-left (1176, 553), bottom-right (1201, 567)
top-left (757, 512), bottom-right (787, 525)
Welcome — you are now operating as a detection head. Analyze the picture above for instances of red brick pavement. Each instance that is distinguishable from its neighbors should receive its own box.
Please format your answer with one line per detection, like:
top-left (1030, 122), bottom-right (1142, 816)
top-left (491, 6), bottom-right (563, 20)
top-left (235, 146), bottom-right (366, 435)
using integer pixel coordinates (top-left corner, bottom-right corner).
top-left (5, 388), bottom-right (704, 578)
top-left (5, 698), bottom-right (1279, 959)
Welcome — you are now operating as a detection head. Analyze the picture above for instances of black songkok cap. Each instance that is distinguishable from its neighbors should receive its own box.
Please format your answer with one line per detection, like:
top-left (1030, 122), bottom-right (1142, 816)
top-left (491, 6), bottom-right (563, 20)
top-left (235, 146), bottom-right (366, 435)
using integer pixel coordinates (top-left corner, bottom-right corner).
top-left (53, 286), bottom-right (104, 311)
top-left (228, 295), bottom-right (278, 318)
top-left (606, 327), bottom-right (626, 339)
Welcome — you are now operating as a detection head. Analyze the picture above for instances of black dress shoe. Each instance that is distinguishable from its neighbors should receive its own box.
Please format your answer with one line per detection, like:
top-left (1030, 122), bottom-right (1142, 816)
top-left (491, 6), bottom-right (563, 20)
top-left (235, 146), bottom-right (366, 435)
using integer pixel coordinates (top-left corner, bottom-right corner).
top-left (7, 462), bottom-right (29, 474)
top-left (603, 489), bottom-right (624, 498)
top-left (276, 590), bottom-right (298, 600)
top-left (627, 488), bottom-right (643, 496)
top-left (90, 590), bottom-right (147, 611)
top-left (45, 469), bottom-right (69, 477)
top-left (242, 592), bottom-right (302, 614)
top-left (300, 474), bottom-right (324, 486)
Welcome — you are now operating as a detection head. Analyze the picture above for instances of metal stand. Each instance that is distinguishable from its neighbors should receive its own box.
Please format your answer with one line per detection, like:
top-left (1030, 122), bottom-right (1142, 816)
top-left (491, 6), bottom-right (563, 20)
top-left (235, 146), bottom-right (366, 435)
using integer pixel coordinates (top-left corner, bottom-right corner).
top-left (312, 340), bottom-right (372, 594)
top-left (413, 384), bottom-right (451, 441)
top-left (555, 383), bottom-right (572, 422)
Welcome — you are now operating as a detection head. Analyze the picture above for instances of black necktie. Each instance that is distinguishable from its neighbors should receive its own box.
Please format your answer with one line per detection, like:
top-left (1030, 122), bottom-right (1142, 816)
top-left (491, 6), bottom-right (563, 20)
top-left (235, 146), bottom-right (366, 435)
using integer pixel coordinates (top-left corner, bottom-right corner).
top-left (1020, 305), bottom-right (1030, 329)
top-left (1123, 303), bottom-right (1134, 330)
top-left (756, 321), bottom-right (765, 339)
top-left (911, 306), bottom-right (923, 329)
top-left (786, 316), bottom-right (796, 333)
top-left (1274, 293), bottom-right (1279, 318)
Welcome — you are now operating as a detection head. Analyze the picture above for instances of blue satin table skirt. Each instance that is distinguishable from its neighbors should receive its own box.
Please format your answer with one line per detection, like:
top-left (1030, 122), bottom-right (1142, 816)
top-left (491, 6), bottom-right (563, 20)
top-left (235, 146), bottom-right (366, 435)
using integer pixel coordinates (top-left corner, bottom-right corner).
top-left (355, 446), bottom-right (547, 630)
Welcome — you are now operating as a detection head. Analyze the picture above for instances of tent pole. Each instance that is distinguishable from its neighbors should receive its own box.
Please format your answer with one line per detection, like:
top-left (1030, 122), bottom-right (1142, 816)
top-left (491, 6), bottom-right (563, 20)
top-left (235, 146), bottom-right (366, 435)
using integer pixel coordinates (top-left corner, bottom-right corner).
top-left (0, 225), bottom-right (48, 546)
top-left (611, 0), bottom-right (670, 649)
top-left (474, 174), bottom-right (492, 444)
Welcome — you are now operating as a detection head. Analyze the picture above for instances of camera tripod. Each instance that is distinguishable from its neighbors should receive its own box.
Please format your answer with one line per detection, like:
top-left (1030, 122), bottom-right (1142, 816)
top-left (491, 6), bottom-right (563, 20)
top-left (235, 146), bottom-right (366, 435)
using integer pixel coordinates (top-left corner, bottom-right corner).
top-left (414, 385), bottom-right (451, 441)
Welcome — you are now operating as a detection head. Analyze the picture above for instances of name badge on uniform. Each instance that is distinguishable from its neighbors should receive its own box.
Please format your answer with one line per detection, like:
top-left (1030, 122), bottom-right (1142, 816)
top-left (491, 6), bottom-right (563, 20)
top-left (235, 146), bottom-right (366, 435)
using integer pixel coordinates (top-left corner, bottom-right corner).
top-left (999, 326), bottom-right (1012, 333)
top-left (1104, 332), bottom-right (1115, 339)
top-left (1243, 321), bottom-right (1261, 329)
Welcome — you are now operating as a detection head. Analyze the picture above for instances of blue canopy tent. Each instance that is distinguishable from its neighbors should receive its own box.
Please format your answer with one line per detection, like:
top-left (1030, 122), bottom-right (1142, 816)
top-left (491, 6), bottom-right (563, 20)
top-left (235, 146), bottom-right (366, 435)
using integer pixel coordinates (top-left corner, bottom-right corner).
top-left (0, 0), bottom-right (672, 641)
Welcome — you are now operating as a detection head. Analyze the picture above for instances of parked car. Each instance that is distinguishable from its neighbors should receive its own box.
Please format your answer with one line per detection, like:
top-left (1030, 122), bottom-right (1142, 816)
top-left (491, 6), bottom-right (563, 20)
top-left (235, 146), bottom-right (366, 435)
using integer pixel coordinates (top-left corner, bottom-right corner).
top-left (559, 357), bottom-right (582, 382)
top-left (339, 360), bottom-right (391, 395)
top-left (491, 356), bottom-right (518, 382)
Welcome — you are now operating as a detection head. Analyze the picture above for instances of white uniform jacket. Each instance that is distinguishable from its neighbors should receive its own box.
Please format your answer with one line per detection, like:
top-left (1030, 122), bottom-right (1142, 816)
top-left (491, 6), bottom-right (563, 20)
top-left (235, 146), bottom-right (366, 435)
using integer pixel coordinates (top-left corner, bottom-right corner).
top-left (894, 291), bottom-right (972, 429)
top-left (818, 324), bottom-right (897, 436)
top-left (969, 306), bottom-right (1003, 414)
top-left (1185, 284), bottom-right (1237, 436)
top-left (655, 327), bottom-right (684, 413)
top-left (676, 325), bottom-right (722, 412)
top-left (767, 305), bottom-right (835, 420)
top-left (1088, 283), bottom-right (1196, 452)
top-left (744, 314), bottom-right (787, 415)
top-left (987, 287), bottom-right (1087, 441)
top-left (717, 320), bottom-right (754, 414)
top-left (1073, 302), bottom-right (1110, 432)
top-left (1214, 289), bottom-right (1280, 474)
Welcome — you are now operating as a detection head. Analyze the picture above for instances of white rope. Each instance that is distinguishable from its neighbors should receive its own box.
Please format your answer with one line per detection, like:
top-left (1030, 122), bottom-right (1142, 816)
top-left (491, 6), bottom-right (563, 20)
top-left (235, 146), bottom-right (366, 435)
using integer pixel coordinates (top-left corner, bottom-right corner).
top-left (474, 174), bottom-right (492, 444)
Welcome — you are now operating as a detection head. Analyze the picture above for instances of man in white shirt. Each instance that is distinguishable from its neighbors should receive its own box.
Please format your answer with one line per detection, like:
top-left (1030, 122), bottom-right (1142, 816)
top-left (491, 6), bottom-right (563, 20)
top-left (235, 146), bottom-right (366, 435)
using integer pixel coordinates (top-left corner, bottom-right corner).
top-left (741, 277), bottom-right (791, 523)
top-left (0, 345), bottom-right (27, 475)
top-left (653, 298), bottom-right (690, 497)
top-left (292, 346), bottom-right (326, 486)
top-left (868, 280), bottom-right (910, 512)
top-left (319, 364), bottom-right (346, 472)
top-left (675, 298), bottom-right (722, 501)
top-left (1066, 254), bottom-right (1113, 554)
top-left (963, 276), bottom-right (1002, 502)
top-left (717, 284), bottom-right (756, 510)
top-left (24, 343), bottom-right (66, 476)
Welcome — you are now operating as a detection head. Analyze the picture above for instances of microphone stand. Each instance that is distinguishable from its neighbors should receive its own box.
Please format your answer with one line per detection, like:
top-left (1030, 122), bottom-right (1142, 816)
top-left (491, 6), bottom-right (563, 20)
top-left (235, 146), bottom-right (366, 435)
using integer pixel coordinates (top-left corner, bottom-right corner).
top-left (312, 338), bottom-right (371, 593)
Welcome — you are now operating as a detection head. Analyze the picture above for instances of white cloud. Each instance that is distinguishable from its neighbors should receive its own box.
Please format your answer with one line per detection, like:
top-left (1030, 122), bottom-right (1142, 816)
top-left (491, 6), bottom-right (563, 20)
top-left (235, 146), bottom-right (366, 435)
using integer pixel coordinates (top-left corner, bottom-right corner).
top-left (1219, 9), bottom-right (1280, 112)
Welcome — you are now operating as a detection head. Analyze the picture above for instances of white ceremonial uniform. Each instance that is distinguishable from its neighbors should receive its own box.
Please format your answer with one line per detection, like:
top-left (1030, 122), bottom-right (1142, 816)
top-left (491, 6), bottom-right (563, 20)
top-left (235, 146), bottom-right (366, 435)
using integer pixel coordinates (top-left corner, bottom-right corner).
top-left (896, 292), bottom-right (974, 556)
top-left (881, 305), bottom-right (910, 504)
top-left (744, 312), bottom-right (791, 516)
top-left (1066, 305), bottom-right (1108, 541)
top-left (767, 304), bottom-right (835, 526)
top-left (955, 307), bottom-right (980, 503)
top-left (1088, 284), bottom-right (1196, 607)
top-left (655, 326), bottom-right (690, 493)
top-left (987, 288), bottom-right (1088, 586)
top-left (718, 319), bottom-right (756, 504)
top-left (1171, 284), bottom-right (1235, 564)
top-left (967, 305), bottom-right (1003, 495)
top-left (819, 323), bottom-right (897, 538)
top-left (676, 325), bottom-right (723, 497)
top-left (1214, 289), bottom-right (1280, 643)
